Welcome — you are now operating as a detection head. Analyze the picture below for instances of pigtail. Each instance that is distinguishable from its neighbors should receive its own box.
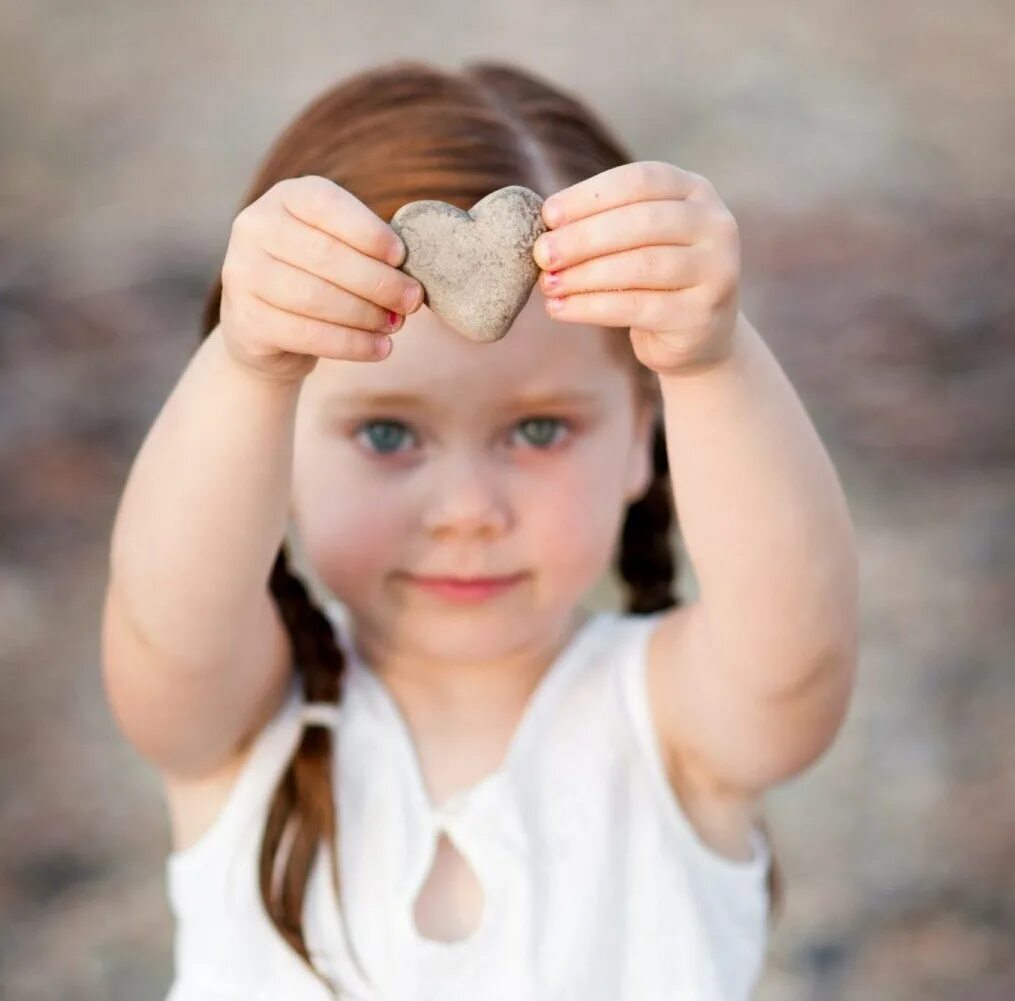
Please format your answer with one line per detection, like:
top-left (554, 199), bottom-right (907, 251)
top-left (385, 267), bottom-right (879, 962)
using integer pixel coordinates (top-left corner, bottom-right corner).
top-left (198, 197), bottom-right (350, 993)
top-left (258, 545), bottom-right (347, 990)
top-left (617, 416), bottom-right (681, 615)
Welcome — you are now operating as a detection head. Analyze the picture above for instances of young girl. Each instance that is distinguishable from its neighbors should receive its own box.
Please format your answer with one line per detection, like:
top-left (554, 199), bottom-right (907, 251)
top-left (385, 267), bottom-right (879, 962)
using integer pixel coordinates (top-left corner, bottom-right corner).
top-left (101, 59), bottom-right (857, 1001)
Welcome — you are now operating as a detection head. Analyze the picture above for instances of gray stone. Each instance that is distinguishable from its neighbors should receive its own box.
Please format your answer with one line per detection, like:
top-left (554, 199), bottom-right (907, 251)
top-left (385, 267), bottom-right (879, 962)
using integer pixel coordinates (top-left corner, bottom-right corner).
top-left (389, 185), bottom-right (547, 343)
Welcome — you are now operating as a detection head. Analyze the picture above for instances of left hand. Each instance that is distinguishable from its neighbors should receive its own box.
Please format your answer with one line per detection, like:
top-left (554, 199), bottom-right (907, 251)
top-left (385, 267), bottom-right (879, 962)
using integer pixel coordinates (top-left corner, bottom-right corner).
top-left (532, 160), bottom-right (741, 377)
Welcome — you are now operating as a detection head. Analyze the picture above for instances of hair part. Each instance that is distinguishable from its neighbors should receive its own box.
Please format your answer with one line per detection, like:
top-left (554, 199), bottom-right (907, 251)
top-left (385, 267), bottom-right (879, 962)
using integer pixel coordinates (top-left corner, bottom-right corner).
top-left (197, 58), bottom-right (782, 992)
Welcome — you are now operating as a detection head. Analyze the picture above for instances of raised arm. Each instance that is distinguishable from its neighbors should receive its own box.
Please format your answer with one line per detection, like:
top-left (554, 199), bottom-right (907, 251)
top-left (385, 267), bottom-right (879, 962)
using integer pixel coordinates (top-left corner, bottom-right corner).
top-left (100, 175), bottom-right (424, 780)
top-left (531, 161), bottom-right (858, 799)
top-left (102, 327), bottom-right (303, 779)
top-left (651, 310), bottom-right (858, 793)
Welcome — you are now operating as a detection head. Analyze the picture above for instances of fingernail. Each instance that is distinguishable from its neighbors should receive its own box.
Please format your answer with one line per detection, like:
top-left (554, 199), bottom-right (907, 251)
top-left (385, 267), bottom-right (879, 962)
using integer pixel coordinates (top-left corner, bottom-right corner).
top-left (544, 271), bottom-right (560, 290)
top-left (543, 201), bottom-right (563, 226)
top-left (401, 285), bottom-right (422, 312)
top-left (387, 310), bottom-right (401, 329)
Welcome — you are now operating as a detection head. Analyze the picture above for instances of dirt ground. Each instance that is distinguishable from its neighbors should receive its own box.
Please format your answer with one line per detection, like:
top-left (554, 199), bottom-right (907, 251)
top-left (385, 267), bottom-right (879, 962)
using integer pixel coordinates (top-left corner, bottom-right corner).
top-left (2, 2), bottom-right (1013, 998)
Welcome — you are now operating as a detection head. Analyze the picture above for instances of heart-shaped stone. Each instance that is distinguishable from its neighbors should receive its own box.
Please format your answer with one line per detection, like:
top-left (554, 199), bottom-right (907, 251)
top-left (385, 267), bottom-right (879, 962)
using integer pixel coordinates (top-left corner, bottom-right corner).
top-left (389, 185), bottom-right (547, 343)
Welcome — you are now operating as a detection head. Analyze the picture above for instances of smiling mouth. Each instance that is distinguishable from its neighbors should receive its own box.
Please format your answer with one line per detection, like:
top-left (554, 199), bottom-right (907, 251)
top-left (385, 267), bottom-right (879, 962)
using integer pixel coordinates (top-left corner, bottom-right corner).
top-left (402, 571), bottom-right (527, 585)
top-left (397, 571), bottom-right (528, 602)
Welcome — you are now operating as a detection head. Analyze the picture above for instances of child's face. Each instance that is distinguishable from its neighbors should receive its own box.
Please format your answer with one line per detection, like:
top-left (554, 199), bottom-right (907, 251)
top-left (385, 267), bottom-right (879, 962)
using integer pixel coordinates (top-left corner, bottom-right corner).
top-left (289, 286), bottom-right (656, 660)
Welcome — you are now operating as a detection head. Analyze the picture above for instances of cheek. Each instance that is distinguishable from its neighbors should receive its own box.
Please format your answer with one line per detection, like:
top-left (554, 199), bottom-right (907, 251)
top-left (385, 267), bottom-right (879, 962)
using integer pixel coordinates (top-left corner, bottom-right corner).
top-left (318, 498), bottom-right (400, 566)
top-left (292, 458), bottom-right (409, 588)
top-left (523, 448), bottom-right (629, 586)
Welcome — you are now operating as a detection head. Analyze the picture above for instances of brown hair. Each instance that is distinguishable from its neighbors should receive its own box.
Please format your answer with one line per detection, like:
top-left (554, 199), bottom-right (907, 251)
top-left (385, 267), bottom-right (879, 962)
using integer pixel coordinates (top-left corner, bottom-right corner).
top-left (197, 58), bottom-right (783, 991)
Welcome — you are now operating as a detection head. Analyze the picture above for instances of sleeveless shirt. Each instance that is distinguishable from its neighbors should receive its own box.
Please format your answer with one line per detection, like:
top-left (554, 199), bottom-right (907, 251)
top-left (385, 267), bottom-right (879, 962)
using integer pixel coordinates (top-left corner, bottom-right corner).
top-left (163, 601), bottom-right (771, 1001)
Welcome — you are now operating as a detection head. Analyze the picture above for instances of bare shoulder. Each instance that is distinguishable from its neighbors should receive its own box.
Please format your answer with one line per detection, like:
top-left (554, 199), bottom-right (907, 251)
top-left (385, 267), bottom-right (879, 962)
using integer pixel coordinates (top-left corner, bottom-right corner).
top-left (161, 679), bottom-right (291, 854)
top-left (643, 604), bottom-right (764, 864)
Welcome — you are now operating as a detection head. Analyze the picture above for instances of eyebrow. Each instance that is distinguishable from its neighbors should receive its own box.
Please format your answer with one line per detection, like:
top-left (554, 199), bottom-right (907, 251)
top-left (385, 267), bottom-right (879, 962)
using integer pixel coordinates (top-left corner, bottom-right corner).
top-left (326, 390), bottom-right (603, 411)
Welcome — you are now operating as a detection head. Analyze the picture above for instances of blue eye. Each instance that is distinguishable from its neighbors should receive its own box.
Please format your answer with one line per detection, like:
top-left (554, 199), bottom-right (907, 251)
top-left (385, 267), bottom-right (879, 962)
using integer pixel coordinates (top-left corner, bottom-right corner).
top-left (352, 416), bottom-right (572, 457)
top-left (514, 416), bottom-right (570, 449)
top-left (355, 419), bottom-right (415, 455)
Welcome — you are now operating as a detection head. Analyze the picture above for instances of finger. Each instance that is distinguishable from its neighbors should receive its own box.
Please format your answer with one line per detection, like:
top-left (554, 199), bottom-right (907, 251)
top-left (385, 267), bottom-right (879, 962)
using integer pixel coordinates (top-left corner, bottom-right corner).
top-left (533, 199), bottom-right (706, 271)
top-left (541, 161), bottom-right (700, 229)
top-left (244, 291), bottom-right (393, 362)
top-left (540, 244), bottom-right (701, 297)
top-left (251, 247), bottom-right (401, 335)
top-left (268, 211), bottom-right (423, 315)
top-left (544, 287), bottom-right (691, 330)
top-left (273, 175), bottom-right (406, 267)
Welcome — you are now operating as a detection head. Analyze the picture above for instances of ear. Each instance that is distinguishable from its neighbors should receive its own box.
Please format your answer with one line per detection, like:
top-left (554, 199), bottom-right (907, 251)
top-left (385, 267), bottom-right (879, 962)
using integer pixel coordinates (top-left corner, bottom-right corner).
top-left (624, 397), bottom-right (659, 505)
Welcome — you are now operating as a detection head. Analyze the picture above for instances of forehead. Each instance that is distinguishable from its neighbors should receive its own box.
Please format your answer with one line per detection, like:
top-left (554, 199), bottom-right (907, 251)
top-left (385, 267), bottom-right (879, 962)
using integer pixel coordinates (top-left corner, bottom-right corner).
top-left (304, 288), bottom-right (633, 411)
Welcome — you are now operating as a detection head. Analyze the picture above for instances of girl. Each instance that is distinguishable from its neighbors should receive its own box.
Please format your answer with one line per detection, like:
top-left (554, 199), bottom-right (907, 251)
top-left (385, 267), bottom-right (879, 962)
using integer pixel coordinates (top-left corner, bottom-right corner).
top-left (101, 59), bottom-right (857, 1001)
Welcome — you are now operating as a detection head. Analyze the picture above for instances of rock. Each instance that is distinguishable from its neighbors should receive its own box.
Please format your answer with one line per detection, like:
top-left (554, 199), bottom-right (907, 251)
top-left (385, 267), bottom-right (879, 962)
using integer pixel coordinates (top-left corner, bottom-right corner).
top-left (389, 185), bottom-right (547, 342)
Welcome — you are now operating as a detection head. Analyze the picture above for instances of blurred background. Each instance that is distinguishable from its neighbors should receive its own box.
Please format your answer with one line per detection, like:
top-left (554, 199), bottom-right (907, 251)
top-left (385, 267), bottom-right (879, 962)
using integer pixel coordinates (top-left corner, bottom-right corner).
top-left (1, 2), bottom-right (1012, 998)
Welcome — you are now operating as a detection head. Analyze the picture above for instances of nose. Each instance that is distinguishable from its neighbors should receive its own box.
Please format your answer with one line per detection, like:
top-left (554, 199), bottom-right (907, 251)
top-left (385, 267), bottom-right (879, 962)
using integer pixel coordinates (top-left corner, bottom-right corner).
top-left (420, 451), bottom-right (512, 539)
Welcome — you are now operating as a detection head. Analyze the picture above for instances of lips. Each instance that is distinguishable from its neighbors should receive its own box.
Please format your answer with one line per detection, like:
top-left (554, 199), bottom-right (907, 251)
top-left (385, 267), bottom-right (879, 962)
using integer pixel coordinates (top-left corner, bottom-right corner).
top-left (399, 571), bottom-right (527, 602)
top-left (403, 571), bottom-right (526, 585)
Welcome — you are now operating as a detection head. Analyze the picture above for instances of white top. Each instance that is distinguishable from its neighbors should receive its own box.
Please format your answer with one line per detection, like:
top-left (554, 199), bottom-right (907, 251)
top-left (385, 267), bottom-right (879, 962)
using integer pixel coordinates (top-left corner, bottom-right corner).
top-left (164, 602), bottom-right (771, 1001)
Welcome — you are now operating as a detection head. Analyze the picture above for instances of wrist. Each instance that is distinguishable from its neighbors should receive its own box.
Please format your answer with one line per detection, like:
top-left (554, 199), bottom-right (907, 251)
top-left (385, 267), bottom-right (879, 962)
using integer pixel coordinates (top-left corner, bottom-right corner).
top-left (211, 324), bottom-right (312, 394)
top-left (654, 314), bottom-right (747, 384)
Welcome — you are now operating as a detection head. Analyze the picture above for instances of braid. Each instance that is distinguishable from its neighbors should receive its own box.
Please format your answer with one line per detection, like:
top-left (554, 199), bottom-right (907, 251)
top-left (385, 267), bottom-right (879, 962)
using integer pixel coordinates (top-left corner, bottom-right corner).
top-left (198, 202), bottom-right (351, 994)
top-left (259, 544), bottom-right (347, 992)
top-left (617, 416), bottom-right (682, 614)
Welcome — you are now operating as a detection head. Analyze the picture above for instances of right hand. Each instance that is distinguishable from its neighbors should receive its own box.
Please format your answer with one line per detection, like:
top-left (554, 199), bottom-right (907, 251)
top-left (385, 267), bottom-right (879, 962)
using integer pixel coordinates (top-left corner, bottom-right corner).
top-left (218, 175), bottom-right (424, 383)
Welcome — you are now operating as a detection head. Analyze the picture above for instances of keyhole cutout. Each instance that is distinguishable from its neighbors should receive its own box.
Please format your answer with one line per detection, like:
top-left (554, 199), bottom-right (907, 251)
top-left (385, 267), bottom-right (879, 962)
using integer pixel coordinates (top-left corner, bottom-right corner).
top-left (412, 831), bottom-right (486, 944)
